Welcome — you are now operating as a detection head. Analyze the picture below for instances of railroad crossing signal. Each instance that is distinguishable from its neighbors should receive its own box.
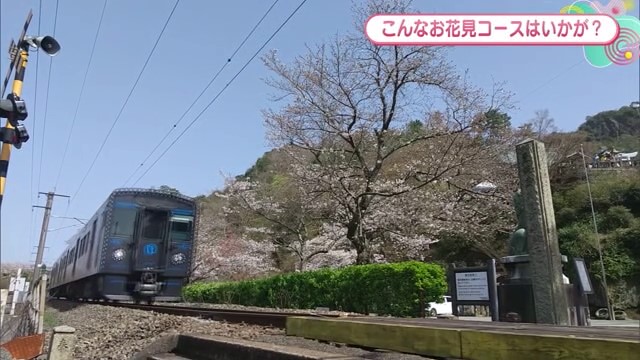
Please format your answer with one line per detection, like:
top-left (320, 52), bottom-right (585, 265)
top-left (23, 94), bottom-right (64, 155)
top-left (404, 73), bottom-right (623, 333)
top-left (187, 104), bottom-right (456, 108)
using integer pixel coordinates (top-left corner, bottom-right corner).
top-left (0, 9), bottom-right (61, 207)
top-left (0, 94), bottom-right (29, 148)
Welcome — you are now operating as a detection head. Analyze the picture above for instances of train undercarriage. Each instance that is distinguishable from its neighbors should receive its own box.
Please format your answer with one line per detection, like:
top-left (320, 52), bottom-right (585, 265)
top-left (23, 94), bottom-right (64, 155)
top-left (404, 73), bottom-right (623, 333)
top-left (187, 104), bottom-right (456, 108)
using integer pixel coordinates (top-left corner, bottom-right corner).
top-left (48, 272), bottom-right (184, 304)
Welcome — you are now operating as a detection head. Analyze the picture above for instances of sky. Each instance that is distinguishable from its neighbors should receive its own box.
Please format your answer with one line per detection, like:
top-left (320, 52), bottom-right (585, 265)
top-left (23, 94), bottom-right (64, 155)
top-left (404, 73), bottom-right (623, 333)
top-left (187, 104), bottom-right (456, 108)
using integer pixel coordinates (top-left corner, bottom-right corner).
top-left (0, 0), bottom-right (638, 265)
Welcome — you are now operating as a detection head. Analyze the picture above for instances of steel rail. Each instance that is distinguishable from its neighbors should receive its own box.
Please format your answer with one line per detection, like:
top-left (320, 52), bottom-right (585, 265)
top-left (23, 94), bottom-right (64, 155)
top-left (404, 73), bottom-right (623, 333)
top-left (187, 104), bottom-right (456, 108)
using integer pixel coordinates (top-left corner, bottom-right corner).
top-left (53, 299), bottom-right (348, 329)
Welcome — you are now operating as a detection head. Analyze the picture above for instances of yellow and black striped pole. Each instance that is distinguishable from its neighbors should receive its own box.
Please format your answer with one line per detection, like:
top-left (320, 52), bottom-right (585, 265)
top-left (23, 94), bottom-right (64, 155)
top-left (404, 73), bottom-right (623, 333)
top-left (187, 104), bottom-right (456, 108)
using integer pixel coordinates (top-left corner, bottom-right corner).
top-left (0, 47), bottom-right (29, 207)
top-left (0, 10), bottom-right (33, 208)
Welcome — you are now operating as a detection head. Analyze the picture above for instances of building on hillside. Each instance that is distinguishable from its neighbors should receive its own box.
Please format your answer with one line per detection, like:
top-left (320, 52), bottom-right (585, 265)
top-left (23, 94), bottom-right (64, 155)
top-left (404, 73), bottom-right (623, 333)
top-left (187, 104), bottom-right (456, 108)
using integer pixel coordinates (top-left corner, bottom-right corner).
top-left (554, 149), bottom-right (638, 184)
top-left (591, 148), bottom-right (638, 169)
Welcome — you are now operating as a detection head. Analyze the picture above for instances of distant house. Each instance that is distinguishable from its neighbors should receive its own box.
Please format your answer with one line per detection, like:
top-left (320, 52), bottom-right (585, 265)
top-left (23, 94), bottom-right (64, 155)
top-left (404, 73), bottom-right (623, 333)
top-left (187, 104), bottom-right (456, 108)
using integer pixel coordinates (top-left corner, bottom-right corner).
top-left (555, 149), bottom-right (637, 181)
top-left (564, 152), bottom-right (589, 167)
top-left (592, 148), bottom-right (638, 168)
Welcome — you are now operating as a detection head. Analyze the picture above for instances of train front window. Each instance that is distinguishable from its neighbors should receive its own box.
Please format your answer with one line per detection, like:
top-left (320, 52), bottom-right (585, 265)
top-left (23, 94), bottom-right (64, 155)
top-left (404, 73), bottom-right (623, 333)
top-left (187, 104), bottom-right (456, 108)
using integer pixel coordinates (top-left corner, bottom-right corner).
top-left (141, 209), bottom-right (167, 239)
top-left (111, 208), bottom-right (137, 237)
top-left (170, 215), bottom-right (193, 241)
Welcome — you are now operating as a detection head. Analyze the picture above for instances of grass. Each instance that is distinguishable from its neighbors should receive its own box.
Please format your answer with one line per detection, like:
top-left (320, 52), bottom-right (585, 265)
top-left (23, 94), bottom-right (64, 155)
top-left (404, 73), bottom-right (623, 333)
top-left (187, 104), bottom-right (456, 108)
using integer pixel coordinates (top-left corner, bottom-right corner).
top-left (42, 310), bottom-right (58, 329)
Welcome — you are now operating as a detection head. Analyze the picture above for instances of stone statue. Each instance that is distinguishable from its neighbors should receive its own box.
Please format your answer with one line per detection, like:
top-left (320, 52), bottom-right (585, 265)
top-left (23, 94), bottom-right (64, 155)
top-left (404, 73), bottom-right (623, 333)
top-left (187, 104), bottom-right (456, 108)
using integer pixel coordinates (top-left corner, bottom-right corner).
top-left (508, 190), bottom-right (528, 256)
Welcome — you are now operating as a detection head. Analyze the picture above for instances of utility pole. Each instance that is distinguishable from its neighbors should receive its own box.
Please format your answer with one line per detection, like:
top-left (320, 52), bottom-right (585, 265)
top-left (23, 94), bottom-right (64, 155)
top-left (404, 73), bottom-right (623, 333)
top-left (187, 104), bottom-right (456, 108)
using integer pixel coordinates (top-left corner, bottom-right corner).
top-left (32, 191), bottom-right (69, 280)
top-left (580, 144), bottom-right (615, 321)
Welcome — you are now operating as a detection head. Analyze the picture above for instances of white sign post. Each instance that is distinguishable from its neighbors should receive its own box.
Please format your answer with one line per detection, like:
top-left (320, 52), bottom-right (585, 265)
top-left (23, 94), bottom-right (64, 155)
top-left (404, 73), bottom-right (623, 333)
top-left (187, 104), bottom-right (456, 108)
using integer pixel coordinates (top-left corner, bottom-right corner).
top-left (455, 271), bottom-right (490, 301)
top-left (9, 268), bottom-right (22, 315)
top-left (0, 289), bottom-right (8, 330)
top-left (9, 277), bottom-right (26, 292)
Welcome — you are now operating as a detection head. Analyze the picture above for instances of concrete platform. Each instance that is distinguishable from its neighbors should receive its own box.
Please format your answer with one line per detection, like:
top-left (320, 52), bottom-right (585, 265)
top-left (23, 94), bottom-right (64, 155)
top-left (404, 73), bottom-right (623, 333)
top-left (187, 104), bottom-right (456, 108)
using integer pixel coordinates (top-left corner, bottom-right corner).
top-left (456, 315), bottom-right (640, 328)
top-left (286, 316), bottom-right (640, 360)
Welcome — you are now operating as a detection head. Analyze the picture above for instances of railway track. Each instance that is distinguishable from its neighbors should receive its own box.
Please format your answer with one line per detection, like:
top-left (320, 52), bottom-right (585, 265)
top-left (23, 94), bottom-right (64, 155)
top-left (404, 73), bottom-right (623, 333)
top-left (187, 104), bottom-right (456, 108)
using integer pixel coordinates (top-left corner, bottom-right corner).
top-left (56, 299), bottom-right (347, 329)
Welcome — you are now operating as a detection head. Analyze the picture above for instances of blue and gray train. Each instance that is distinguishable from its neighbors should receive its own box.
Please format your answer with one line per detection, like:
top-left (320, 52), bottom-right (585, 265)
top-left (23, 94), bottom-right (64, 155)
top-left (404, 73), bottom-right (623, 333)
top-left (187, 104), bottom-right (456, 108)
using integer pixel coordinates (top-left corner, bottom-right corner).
top-left (48, 188), bottom-right (197, 303)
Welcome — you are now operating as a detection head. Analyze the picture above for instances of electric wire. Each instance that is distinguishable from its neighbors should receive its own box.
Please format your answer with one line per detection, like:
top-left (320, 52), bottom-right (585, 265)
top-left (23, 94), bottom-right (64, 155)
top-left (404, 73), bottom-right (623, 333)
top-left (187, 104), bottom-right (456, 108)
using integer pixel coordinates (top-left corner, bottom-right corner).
top-left (47, 1), bottom-right (108, 254)
top-left (70, 0), bottom-right (180, 201)
top-left (30, 0), bottom-right (43, 205)
top-left (36, 0), bottom-right (59, 194)
top-left (53, 0), bottom-right (108, 190)
top-left (521, 60), bottom-right (582, 98)
top-left (122, 0), bottom-right (281, 187)
top-left (28, 0), bottom-right (44, 262)
top-left (131, 0), bottom-right (308, 186)
top-left (31, 0), bottom-right (59, 270)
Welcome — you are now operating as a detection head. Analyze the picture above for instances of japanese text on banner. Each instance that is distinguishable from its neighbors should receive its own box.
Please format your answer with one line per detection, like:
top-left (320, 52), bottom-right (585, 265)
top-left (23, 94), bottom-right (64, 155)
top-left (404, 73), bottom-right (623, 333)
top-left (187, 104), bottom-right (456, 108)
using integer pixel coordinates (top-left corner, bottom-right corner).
top-left (365, 14), bottom-right (619, 45)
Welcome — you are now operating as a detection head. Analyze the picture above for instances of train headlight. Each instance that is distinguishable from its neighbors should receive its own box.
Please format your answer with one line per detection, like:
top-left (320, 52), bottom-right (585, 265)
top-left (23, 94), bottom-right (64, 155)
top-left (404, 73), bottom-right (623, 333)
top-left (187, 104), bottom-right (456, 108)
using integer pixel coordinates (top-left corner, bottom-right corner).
top-left (112, 248), bottom-right (126, 261)
top-left (171, 252), bottom-right (186, 265)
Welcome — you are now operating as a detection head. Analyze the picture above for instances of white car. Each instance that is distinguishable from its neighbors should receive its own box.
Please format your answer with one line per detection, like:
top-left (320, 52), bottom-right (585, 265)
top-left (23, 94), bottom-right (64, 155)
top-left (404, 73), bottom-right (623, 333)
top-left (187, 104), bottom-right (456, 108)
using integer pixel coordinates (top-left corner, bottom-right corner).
top-left (427, 295), bottom-right (453, 317)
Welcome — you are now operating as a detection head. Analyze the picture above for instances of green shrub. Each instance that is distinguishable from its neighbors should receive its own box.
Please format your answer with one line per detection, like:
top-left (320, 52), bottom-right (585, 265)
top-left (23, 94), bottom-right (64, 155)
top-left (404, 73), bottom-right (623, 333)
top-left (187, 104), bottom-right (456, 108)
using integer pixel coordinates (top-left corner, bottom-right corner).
top-left (183, 261), bottom-right (446, 317)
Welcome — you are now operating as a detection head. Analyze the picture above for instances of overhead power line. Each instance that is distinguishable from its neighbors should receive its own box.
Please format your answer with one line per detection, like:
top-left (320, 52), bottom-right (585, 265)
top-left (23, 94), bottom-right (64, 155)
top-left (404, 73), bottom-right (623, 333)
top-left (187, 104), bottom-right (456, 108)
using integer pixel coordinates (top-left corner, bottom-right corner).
top-left (131, 0), bottom-right (308, 186)
top-left (54, 0), bottom-right (108, 190)
top-left (122, 0), bottom-right (281, 187)
top-left (50, 0), bottom-right (178, 249)
top-left (36, 0), bottom-right (59, 194)
top-left (70, 0), bottom-right (181, 201)
top-left (30, 0), bottom-right (43, 205)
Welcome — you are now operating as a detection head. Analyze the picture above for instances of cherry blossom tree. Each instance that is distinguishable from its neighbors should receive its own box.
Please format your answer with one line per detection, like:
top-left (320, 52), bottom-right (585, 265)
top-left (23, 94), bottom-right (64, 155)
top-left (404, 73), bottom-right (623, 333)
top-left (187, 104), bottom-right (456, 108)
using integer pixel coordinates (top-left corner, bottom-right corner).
top-left (260, 0), bottom-right (513, 264)
top-left (192, 232), bottom-right (276, 282)
top-left (222, 177), bottom-right (352, 271)
top-left (191, 198), bottom-right (276, 281)
top-left (304, 247), bottom-right (357, 270)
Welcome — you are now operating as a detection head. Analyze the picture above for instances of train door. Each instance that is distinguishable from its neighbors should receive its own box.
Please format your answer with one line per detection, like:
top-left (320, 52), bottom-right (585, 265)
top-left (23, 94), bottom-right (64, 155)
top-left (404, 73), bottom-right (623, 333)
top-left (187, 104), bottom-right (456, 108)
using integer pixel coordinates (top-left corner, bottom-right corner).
top-left (167, 212), bottom-right (194, 267)
top-left (134, 208), bottom-right (168, 271)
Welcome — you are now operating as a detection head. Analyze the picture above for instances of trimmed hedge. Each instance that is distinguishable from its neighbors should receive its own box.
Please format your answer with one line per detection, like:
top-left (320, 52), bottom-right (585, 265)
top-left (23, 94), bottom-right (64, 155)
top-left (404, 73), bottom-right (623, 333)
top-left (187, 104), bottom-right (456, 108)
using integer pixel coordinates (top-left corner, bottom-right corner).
top-left (183, 261), bottom-right (446, 317)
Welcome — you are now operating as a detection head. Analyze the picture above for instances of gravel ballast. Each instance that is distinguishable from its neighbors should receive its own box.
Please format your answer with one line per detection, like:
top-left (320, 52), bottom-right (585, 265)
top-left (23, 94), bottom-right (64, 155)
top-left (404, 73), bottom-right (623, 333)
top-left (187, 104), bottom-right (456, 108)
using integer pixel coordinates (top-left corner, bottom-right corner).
top-left (44, 300), bottom-right (430, 360)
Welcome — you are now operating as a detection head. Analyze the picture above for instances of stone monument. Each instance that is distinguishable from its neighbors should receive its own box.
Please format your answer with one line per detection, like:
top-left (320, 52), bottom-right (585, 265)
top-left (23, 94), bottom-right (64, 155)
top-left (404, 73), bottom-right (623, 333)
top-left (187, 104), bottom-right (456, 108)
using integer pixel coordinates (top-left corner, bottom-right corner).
top-left (498, 139), bottom-right (571, 325)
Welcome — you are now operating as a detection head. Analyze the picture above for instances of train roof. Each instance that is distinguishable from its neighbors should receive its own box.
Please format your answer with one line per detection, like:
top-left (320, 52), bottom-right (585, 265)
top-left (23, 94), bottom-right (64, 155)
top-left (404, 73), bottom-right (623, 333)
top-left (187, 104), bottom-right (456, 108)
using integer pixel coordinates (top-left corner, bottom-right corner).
top-left (109, 187), bottom-right (195, 203)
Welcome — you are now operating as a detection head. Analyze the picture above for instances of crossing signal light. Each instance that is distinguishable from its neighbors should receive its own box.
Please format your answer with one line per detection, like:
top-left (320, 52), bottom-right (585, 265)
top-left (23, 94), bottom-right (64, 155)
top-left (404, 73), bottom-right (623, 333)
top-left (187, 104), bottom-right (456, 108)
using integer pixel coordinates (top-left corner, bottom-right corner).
top-left (0, 125), bottom-right (29, 149)
top-left (12, 124), bottom-right (29, 149)
top-left (0, 125), bottom-right (30, 149)
top-left (0, 94), bottom-right (29, 149)
top-left (0, 95), bottom-right (28, 122)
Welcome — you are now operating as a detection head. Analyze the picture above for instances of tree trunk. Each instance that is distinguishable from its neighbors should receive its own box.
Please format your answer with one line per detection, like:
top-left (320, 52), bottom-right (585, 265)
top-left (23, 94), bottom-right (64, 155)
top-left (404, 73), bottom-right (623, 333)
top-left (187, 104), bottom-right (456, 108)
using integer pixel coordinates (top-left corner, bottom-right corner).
top-left (353, 236), bottom-right (372, 264)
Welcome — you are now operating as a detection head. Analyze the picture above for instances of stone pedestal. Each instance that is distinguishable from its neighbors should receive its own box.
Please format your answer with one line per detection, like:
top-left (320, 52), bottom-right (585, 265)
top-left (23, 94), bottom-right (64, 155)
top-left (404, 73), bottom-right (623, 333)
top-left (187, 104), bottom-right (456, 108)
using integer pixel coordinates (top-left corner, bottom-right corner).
top-left (497, 254), bottom-right (587, 325)
top-left (47, 326), bottom-right (76, 360)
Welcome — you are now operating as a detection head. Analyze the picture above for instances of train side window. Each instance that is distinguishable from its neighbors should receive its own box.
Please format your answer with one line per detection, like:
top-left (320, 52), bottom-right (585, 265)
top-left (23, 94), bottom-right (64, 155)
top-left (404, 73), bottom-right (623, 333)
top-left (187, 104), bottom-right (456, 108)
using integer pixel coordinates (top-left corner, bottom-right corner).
top-left (88, 220), bottom-right (97, 267)
top-left (141, 209), bottom-right (167, 239)
top-left (94, 222), bottom-right (105, 265)
top-left (169, 215), bottom-right (193, 241)
top-left (111, 208), bottom-right (137, 237)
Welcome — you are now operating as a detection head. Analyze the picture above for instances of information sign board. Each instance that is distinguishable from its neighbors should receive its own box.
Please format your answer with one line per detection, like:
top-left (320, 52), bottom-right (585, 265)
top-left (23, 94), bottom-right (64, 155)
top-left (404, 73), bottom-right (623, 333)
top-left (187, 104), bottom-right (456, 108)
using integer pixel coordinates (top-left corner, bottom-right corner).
top-left (455, 271), bottom-right (490, 301)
